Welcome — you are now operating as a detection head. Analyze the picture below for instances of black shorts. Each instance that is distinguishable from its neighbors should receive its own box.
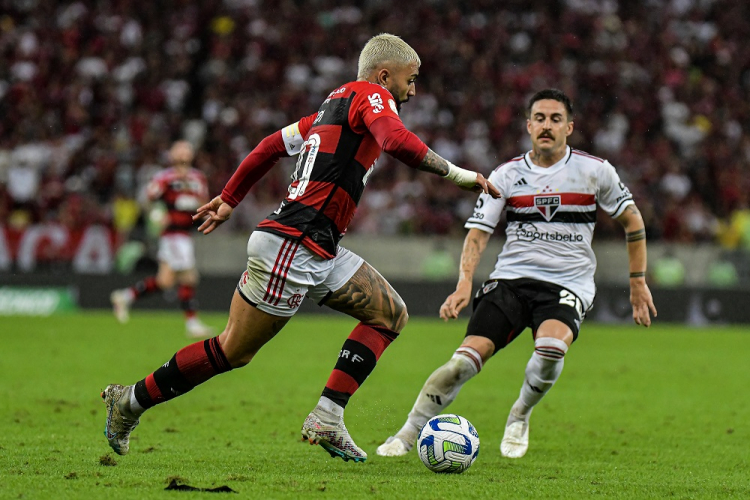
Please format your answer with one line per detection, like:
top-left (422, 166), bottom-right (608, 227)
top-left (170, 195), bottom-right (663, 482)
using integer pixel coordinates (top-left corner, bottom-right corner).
top-left (465, 278), bottom-right (586, 353)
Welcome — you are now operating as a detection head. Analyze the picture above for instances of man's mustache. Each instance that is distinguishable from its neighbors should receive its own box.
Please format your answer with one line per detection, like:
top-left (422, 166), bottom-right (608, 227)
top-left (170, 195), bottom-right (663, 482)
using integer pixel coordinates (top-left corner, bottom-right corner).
top-left (538, 133), bottom-right (554, 139)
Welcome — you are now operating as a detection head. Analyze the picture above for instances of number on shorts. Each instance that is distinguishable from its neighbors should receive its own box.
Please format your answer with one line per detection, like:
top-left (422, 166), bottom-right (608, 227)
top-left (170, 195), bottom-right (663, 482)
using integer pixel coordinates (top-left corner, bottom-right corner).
top-left (289, 133), bottom-right (320, 200)
top-left (559, 289), bottom-right (583, 317)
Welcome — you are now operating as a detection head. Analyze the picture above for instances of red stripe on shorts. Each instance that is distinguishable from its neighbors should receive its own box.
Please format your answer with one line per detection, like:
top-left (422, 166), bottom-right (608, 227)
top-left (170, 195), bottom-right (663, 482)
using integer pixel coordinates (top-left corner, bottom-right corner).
top-left (266, 241), bottom-right (297, 304)
top-left (273, 242), bottom-right (300, 305)
top-left (263, 239), bottom-right (289, 302)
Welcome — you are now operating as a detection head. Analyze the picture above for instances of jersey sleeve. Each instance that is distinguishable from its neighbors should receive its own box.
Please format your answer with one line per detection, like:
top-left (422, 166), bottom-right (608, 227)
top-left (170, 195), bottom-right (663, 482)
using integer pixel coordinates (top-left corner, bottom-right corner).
top-left (597, 161), bottom-right (635, 217)
top-left (349, 82), bottom-right (401, 132)
top-left (221, 116), bottom-right (314, 208)
top-left (464, 168), bottom-right (507, 233)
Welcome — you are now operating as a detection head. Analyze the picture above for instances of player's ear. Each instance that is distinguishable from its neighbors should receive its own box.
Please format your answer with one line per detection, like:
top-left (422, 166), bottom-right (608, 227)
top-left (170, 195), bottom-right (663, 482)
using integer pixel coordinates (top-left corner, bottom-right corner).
top-left (377, 68), bottom-right (390, 86)
top-left (566, 120), bottom-right (574, 137)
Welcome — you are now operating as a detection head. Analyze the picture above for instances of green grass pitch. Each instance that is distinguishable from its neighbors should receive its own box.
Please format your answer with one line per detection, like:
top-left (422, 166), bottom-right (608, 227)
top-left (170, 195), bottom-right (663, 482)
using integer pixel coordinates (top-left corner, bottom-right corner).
top-left (1, 312), bottom-right (748, 499)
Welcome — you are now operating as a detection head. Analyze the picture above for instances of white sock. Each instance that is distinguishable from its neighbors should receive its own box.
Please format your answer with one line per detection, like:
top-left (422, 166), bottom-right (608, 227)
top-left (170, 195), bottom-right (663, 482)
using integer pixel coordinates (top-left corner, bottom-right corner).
top-left (127, 385), bottom-right (145, 418)
top-left (396, 347), bottom-right (482, 444)
top-left (316, 395), bottom-right (344, 424)
top-left (508, 337), bottom-right (568, 424)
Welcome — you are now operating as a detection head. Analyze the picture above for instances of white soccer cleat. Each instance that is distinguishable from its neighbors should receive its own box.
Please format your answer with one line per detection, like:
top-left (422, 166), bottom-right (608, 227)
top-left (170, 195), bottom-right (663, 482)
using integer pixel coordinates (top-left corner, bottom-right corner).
top-left (185, 318), bottom-right (215, 339)
top-left (376, 436), bottom-right (412, 457)
top-left (500, 420), bottom-right (530, 458)
top-left (110, 290), bottom-right (132, 324)
top-left (301, 411), bottom-right (367, 463)
top-left (101, 384), bottom-right (140, 455)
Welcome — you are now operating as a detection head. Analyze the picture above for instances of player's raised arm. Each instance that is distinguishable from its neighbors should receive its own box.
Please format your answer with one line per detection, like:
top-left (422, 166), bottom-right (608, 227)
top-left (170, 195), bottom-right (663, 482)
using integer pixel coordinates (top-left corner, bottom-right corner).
top-left (193, 114), bottom-right (317, 234)
top-left (440, 228), bottom-right (491, 321)
top-left (367, 116), bottom-right (499, 198)
top-left (615, 204), bottom-right (658, 326)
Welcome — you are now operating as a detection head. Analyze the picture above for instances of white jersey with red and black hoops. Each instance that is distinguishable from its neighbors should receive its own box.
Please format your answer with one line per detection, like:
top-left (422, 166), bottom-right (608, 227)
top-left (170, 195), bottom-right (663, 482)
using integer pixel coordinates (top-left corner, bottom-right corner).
top-left (465, 146), bottom-right (634, 310)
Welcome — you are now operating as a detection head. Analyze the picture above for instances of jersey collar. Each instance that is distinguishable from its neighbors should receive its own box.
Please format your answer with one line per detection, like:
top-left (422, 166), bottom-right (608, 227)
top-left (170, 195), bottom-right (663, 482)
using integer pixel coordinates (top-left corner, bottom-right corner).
top-left (523, 146), bottom-right (572, 171)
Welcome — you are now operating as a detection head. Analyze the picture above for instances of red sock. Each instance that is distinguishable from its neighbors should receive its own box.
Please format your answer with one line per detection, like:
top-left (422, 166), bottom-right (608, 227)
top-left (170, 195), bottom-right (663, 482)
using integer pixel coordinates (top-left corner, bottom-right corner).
top-left (321, 323), bottom-right (399, 408)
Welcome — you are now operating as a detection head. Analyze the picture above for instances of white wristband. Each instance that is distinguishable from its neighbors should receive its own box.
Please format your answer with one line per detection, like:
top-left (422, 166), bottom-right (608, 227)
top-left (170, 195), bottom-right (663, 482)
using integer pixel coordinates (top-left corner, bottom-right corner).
top-left (444, 162), bottom-right (478, 189)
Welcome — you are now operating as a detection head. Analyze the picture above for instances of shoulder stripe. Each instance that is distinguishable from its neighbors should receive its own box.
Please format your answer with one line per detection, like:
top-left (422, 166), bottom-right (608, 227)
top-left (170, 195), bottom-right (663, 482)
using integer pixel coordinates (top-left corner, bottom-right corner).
top-left (571, 149), bottom-right (604, 163)
top-left (493, 155), bottom-right (524, 172)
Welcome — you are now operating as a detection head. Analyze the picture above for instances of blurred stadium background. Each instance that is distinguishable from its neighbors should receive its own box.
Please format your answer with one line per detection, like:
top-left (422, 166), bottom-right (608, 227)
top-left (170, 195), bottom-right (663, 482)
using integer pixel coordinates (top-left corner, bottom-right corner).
top-left (1, 0), bottom-right (750, 323)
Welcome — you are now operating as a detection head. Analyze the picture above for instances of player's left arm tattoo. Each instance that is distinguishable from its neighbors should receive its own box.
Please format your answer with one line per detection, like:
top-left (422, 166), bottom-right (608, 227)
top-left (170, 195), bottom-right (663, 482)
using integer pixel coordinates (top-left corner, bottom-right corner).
top-left (416, 149), bottom-right (450, 176)
top-left (616, 203), bottom-right (649, 281)
top-left (324, 262), bottom-right (408, 332)
top-left (626, 228), bottom-right (646, 242)
top-left (624, 205), bottom-right (641, 217)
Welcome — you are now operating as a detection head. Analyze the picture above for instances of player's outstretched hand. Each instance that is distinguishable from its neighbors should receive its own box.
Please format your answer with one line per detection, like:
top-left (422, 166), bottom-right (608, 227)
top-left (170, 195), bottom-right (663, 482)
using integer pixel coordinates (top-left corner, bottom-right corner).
top-left (630, 281), bottom-right (657, 327)
top-left (194, 196), bottom-right (233, 235)
top-left (471, 173), bottom-right (501, 199)
top-left (439, 281), bottom-right (473, 321)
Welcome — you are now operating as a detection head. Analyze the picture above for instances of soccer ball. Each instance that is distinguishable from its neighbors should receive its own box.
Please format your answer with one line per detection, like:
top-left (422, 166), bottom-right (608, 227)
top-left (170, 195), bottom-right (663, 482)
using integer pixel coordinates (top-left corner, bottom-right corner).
top-left (417, 414), bottom-right (480, 473)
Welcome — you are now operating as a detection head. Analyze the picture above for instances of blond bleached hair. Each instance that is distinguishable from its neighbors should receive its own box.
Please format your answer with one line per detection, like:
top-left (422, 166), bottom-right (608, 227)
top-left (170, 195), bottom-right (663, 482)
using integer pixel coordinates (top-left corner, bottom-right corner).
top-left (357, 33), bottom-right (421, 79)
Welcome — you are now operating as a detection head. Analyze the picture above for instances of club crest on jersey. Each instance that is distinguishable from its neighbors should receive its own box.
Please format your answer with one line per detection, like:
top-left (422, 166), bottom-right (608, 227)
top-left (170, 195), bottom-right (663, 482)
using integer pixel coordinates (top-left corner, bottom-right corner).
top-left (534, 195), bottom-right (561, 221)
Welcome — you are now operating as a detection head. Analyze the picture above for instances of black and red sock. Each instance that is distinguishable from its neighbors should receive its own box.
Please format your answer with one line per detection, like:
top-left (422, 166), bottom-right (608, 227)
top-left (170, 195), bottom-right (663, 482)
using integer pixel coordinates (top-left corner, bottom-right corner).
top-left (178, 284), bottom-right (197, 319)
top-left (133, 336), bottom-right (232, 409)
top-left (131, 276), bottom-right (159, 299)
top-left (321, 323), bottom-right (399, 408)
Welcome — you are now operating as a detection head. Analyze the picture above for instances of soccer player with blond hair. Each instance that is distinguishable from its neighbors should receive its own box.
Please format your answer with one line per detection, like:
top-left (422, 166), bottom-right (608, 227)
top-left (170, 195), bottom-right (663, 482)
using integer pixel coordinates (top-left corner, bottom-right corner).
top-left (101, 34), bottom-right (499, 463)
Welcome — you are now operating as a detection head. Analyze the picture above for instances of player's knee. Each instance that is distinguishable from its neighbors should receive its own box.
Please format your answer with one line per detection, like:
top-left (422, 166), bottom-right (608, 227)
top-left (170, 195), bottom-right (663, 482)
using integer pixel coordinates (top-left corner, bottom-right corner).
top-left (428, 352), bottom-right (478, 393)
top-left (390, 297), bottom-right (409, 333)
top-left (157, 274), bottom-right (174, 289)
top-left (219, 342), bottom-right (256, 369)
top-left (179, 270), bottom-right (199, 286)
top-left (367, 294), bottom-right (408, 332)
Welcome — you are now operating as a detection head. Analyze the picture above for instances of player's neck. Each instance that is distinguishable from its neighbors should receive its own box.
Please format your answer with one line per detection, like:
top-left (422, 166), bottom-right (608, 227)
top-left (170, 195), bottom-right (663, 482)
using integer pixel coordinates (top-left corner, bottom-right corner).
top-left (529, 146), bottom-right (567, 168)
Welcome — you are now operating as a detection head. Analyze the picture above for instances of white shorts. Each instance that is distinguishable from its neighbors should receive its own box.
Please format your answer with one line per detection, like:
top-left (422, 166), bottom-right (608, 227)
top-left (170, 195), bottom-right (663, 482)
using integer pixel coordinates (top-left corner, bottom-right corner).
top-left (157, 233), bottom-right (196, 271)
top-left (237, 231), bottom-right (364, 317)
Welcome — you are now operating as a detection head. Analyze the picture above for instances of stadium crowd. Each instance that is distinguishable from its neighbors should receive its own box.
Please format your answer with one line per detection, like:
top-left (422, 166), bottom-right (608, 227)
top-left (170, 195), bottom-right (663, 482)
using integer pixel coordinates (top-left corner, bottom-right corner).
top-left (1, 0), bottom-right (749, 247)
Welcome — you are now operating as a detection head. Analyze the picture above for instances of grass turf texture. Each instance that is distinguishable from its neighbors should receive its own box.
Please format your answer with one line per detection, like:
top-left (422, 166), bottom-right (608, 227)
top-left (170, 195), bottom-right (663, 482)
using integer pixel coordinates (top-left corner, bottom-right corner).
top-left (1, 312), bottom-right (748, 499)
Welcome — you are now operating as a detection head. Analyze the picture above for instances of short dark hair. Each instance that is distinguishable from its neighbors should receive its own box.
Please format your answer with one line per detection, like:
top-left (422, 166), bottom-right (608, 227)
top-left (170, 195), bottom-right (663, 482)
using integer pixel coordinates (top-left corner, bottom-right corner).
top-left (527, 89), bottom-right (573, 119)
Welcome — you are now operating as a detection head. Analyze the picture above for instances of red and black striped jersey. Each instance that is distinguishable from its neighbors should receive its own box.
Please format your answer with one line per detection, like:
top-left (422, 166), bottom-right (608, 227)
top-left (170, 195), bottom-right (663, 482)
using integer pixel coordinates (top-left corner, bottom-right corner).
top-left (147, 167), bottom-right (209, 234)
top-left (257, 81), bottom-right (403, 258)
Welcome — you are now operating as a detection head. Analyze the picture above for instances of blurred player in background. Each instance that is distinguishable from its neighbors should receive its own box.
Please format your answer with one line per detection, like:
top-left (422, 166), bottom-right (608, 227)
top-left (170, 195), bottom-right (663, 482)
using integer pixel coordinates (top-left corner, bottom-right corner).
top-left (110, 140), bottom-right (214, 339)
top-left (101, 34), bottom-right (499, 463)
top-left (377, 88), bottom-right (657, 459)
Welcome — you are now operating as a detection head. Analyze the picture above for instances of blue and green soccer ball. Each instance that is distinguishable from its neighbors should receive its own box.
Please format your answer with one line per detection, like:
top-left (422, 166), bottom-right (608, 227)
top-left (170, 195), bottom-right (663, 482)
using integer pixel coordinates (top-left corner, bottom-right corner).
top-left (417, 414), bottom-right (480, 473)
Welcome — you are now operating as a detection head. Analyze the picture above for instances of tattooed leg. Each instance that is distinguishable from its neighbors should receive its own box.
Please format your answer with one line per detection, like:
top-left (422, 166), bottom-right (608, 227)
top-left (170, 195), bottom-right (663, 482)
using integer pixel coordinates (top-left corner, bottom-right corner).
top-left (315, 263), bottom-right (408, 420)
top-left (324, 262), bottom-right (409, 332)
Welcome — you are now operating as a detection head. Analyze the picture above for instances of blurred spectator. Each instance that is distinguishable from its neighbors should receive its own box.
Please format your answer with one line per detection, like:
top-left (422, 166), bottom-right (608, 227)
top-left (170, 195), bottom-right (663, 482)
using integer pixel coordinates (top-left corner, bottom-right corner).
top-left (0, 0), bottom-right (749, 247)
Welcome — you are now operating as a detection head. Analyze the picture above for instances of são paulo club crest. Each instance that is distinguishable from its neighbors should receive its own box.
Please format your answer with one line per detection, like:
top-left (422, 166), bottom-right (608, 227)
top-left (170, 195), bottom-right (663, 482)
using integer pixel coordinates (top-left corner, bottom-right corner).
top-left (534, 195), bottom-right (561, 221)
